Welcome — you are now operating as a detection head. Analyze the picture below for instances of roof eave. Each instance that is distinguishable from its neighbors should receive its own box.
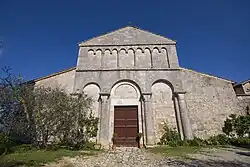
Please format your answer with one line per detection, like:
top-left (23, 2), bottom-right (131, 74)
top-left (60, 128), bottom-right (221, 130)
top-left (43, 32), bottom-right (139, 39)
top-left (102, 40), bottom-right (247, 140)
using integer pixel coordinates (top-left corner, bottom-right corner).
top-left (78, 25), bottom-right (177, 47)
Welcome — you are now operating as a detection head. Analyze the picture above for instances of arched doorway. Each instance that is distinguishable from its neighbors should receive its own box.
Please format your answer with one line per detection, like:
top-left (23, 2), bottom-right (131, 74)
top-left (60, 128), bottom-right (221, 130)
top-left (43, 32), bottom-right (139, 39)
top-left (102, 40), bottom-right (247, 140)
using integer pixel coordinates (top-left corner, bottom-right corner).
top-left (110, 81), bottom-right (142, 147)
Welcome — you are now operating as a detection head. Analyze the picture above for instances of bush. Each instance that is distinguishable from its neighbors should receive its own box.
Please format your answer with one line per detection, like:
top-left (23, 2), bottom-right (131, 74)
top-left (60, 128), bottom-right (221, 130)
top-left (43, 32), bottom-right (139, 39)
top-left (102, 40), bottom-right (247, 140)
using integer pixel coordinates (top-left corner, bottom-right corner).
top-left (159, 114), bottom-right (250, 148)
top-left (206, 134), bottom-right (230, 146)
top-left (79, 142), bottom-right (95, 150)
top-left (222, 114), bottom-right (250, 137)
top-left (230, 137), bottom-right (250, 147)
top-left (159, 124), bottom-right (233, 147)
top-left (45, 144), bottom-right (61, 151)
top-left (10, 144), bottom-right (35, 153)
top-left (0, 132), bottom-right (13, 155)
top-left (159, 123), bottom-right (181, 146)
top-left (187, 137), bottom-right (206, 147)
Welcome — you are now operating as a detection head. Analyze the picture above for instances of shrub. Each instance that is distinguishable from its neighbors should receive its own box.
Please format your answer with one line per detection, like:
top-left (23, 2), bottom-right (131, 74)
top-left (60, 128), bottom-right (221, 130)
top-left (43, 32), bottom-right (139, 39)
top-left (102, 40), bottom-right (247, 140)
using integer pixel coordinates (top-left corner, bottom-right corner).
top-left (159, 124), bottom-right (233, 147)
top-left (222, 114), bottom-right (250, 137)
top-left (79, 141), bottom-right (95, 150)
top-left (230, 137), bottom-right (250, 147)
top-left (187, 137), bottom-right (206, 147)
top-left (159, 114), bottom-right (250, 148)
top-left (206, 134), bottom-right (230, 145)
top-left (159, 123), bottom-right (181, 146)
top-left (0, 132), bottom-right (13, 155)
top-left (10, 144), bottom-right (35, 153)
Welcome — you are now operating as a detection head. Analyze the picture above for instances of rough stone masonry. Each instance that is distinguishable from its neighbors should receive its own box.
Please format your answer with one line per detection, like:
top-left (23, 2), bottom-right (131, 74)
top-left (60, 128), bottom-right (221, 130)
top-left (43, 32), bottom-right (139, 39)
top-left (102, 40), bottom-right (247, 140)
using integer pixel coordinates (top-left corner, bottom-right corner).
top-left (34, 26), bottom-right (250, 148)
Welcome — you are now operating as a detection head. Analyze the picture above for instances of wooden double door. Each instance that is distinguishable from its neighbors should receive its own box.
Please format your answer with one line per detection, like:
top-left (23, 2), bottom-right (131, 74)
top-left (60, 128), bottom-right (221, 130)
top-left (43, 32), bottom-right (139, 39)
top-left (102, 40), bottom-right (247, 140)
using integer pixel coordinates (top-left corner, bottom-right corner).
top-left (114, 106), bottom-right (138, 147)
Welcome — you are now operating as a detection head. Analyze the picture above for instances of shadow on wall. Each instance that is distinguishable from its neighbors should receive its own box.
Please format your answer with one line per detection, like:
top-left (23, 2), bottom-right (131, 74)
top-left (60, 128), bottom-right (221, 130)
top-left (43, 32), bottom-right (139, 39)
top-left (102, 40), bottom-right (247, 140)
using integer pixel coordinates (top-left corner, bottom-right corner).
top-left (166, 159), bottom-right (250, 167)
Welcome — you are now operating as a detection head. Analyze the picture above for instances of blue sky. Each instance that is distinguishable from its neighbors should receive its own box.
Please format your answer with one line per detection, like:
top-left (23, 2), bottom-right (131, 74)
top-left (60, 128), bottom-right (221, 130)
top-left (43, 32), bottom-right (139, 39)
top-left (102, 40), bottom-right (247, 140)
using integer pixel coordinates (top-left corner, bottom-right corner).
top-left (0, 0), bottom-right (250, 82)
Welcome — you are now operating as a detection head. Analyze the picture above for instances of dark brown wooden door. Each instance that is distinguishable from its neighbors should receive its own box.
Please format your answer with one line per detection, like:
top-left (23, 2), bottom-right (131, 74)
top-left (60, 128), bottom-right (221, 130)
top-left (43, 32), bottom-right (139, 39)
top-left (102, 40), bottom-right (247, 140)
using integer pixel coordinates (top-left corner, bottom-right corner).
top-left (114, 106), bottom-right (138, 147)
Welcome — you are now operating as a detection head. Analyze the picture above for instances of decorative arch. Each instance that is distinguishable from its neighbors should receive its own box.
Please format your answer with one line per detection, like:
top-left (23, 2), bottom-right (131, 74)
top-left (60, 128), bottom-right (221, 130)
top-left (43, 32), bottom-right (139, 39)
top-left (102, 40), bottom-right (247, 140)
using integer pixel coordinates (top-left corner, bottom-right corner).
top-left (88, 49), bottom-right (95, 53)
top-left (144, 47), bottom-right (151, 54)
top-left (144, 47), bottom-right (153, 68)
top-left (104, 48), bottom-right (112, 54)
top-left (119, 48), bottom-right (128, 54)
top-left (151, 81), bottom-right (176, 142)
top-left (127, 48), bottom-right (135, 54)
top-left (88, 49), bottom-right (95, 57)
top-left (109, 80), bottom-right (143, 143)
top-left (110, 79), bottom-right (142, 96)
top-left (161, 47), bottom-right (170, 68)
top-left (152, 79), bottom-right (175, 92)
top-left (110, 81), bottom-right (141, 100)
top-left (119, 48), bottom-right (134, 68)
top-left (83, 83), bottom-right (101, 118)
top-left (83, 82), bottom-right (101, 91)
top-left (152, 47), bottom-right (161, 53)
top-left (112, 48), bottom-right (118, 53)
top-left (136, 47), bottom-right (150, 68)
top-left (136, 47), bottom-right (144, 53)
top-left (95, 48), bottom-right (102, 52)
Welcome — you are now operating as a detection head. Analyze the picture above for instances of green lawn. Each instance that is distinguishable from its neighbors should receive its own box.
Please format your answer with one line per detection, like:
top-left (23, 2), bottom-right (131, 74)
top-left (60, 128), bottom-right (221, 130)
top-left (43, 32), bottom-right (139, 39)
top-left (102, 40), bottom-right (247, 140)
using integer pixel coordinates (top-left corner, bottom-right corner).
top-left (0, 149), bottom-right (98, 167)
top-left (149, 146), bottom-right (204, 159)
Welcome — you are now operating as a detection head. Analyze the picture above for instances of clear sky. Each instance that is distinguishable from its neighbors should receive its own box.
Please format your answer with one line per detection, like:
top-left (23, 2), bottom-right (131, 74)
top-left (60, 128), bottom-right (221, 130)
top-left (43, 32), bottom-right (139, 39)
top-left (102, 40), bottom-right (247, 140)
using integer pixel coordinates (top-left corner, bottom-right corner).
top-left (0, 0), bottom-right (250, 82)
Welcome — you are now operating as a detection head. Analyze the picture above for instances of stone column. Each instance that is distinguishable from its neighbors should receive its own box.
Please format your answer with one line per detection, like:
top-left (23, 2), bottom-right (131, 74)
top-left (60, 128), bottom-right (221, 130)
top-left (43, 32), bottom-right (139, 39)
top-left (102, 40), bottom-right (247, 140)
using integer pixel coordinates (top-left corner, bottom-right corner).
top-left (140, 96), bottom-right (146, 146)
top-left (177, 92), bottom-right (193, 140)
top-left (142, 93), bottom-right (155, 145)
top-left (96, 96), bottom-right (102, 143)
top-left (98, 93), bottom-right (110, 146)
top-left (173, 95), bottom-right (184, 140)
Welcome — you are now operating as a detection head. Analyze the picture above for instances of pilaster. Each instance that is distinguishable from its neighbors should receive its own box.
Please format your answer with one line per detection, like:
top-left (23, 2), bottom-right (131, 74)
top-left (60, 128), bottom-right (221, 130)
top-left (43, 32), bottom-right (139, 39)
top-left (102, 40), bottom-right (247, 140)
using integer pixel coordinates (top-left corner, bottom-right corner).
top-left (142, 93), bottom-right (155, 145)
top-left (98, 93), bottom-right (110, 146)
top-left (176, 92), bottom-right (193, 140)
top-left (173, 95), bottom-right (184, 140)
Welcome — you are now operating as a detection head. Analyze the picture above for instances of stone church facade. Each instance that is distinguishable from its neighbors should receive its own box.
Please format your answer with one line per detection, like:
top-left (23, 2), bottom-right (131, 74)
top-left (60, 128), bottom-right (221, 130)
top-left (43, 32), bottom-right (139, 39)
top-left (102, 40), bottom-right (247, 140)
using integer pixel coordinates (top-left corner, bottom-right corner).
top-left (34, 26), bottom-right (250, 147)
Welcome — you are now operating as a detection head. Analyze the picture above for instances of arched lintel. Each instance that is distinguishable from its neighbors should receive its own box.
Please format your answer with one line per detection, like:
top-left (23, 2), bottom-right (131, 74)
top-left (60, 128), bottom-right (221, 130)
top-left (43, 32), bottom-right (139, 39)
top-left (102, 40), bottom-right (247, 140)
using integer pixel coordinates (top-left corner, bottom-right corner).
top-left (127, 48), bottom-right (135, 54)
top-left (152, 47), bottom-right (161, 53)
top-left (119, 48), bottom-right (128, 54)
top-left (104, 48), bottom-right (112, 54)
top-left (136, 47), bottom-right (144, 53)
top-left (110, 79), bottom-right (142, 96)
top-left (144, 47), bottom-right (152, 54)
top-left (161, 47), bottom-right (167, 52)
top-left (83, 82), bottom-right (101, 91)
top-left (152, 79), bottom-right (175, 92)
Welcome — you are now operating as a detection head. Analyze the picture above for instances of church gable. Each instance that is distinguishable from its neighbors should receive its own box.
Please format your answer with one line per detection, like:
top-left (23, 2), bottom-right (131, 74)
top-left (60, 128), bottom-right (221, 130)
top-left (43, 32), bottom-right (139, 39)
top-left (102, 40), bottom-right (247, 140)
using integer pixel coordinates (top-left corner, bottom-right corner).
top-left (79, 26), bottom-right (176, 46)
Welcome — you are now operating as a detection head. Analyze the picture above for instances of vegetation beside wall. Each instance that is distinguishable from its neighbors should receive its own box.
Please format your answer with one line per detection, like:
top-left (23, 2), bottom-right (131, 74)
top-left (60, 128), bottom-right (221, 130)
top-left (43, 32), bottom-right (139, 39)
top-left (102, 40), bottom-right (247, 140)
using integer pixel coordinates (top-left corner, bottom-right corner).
top-left (0, 67), bottom-right (100, 164)
top-left (159, 113), bottom-right (250, 148)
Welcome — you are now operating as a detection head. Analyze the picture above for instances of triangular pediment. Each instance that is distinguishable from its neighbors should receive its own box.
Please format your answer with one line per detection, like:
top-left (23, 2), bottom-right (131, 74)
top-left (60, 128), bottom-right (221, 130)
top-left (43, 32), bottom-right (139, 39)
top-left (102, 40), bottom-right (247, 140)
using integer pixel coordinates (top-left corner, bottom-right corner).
top-left (79, 26), bottom-right (176, 46)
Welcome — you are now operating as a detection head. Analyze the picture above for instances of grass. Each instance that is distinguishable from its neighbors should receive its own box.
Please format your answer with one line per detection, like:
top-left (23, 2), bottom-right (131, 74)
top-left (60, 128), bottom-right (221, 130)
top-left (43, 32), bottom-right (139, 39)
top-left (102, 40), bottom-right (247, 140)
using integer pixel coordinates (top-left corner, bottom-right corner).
top-left (149, 146), bottom-right (204, 159)
top-left (0, 148), bottom-right (98, 167)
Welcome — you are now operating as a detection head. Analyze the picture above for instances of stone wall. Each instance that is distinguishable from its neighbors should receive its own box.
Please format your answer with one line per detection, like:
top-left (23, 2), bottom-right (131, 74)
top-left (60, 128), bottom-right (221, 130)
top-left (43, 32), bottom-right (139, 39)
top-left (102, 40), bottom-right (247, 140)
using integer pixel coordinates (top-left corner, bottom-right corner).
top-left (152, 82), bottom-right (176, 142)
top-left (77, 26), bottom-right (179, 71)
top-left (180, 68), bottom-right (241, 138)
top-left (77, 45), bottom-right (178, 70)
top-left (35, 69), bottom-right (76, 94)
top-left (73, 70), bottom-right (183, 93)
top-left (33, 26), bottom-right (249, 146)
top-left (236, 95), bottom-right (250, 114)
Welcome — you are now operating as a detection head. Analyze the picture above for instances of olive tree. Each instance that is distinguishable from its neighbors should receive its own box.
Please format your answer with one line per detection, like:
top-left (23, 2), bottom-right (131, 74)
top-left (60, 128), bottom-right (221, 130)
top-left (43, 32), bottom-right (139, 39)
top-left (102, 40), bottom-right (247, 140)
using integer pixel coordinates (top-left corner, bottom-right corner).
top-left (0, 67), bottom-right (98, 148)
top-left (34, 87), bottom-right (98, 147)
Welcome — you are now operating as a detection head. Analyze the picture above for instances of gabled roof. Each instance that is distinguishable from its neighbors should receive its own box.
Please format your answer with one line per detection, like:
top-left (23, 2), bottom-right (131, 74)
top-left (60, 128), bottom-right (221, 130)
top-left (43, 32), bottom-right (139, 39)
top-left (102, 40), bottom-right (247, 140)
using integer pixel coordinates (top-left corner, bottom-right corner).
top-left (33, 67), bottom-right (76, 82)
top-left (234, 78), bottom-right (250, 86)
top-left (79, 26), bottom-right (176, 46)
top-left (180, 67), bottom-right (235, 83)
